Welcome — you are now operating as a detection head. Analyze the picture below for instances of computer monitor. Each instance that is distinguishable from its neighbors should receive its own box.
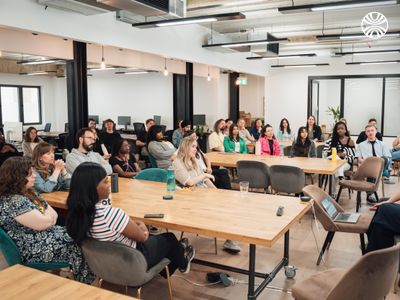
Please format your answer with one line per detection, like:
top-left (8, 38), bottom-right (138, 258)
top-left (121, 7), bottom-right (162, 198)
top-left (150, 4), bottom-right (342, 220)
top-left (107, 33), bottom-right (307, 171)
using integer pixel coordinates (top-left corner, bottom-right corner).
top-left (3, 122), bottom-right (23, 142)
top-left (118, 116), bottom-right (131, 130)
top-left (153, 115), bottom-right (161, 126)
top-left (88, 115), bottom-right (99, 124)
top-left (193, 114), bottom-right (206, 126)
top-left (44, 123), bottom-right (51, 132)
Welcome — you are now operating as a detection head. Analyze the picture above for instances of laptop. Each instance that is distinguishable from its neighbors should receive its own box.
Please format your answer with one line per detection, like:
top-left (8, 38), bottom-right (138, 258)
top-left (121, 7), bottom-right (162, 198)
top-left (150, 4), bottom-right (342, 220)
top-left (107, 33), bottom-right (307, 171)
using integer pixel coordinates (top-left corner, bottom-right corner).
top-left (321, 197), bottom-right (360, 224)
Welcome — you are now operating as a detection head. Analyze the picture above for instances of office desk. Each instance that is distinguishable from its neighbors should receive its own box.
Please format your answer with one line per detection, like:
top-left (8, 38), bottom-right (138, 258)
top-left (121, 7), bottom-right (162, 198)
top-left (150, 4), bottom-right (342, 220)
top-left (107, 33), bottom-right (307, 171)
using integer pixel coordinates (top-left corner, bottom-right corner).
top-left (0, 265), bottom-right (135, 300)
top-left (38, 131), bottom-right (64, 138)
top-left (43, 178), bottom-right (311, 299)
top-left (121, 133), bottom-right (137, 140)
top-left (206, 152), bottom-right (346, 195)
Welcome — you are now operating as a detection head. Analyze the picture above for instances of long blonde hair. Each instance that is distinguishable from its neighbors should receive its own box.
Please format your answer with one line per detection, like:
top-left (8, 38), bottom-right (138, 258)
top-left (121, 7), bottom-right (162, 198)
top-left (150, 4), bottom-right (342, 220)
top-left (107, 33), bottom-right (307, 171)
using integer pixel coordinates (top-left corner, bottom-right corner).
top-left (177, 137), bottom-right (198, 171)
top-left (32, 142), bottom-right (55, 180)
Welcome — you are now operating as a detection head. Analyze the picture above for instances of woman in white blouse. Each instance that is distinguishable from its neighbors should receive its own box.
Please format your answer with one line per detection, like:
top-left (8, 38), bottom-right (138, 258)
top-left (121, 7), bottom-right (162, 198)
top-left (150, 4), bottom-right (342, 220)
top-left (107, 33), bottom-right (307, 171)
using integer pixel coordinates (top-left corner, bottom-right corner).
top-left (22, 127), bottom-right (43, 158)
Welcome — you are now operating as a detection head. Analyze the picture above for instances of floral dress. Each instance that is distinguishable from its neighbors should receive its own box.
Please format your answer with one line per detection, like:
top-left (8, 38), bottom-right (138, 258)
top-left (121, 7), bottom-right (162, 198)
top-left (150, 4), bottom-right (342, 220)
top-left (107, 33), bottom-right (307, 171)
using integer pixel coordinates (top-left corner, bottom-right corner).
top-left (0, 194), bottom-right (95, 284)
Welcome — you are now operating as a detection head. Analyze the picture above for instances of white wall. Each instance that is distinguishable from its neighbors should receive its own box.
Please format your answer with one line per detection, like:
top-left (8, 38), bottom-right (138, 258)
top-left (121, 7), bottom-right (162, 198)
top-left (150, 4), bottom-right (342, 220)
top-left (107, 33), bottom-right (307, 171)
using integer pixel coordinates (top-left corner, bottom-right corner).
top-left (265, 56), bottom-right (400, 137)
top-left (87, 71), bottom-right (173, 129)
top-left (239, 74), bottom-right (265, 119)
top-left (193, 74), bottom-right (229, 128)
top-left (0, 72), bottom-right (67, 131)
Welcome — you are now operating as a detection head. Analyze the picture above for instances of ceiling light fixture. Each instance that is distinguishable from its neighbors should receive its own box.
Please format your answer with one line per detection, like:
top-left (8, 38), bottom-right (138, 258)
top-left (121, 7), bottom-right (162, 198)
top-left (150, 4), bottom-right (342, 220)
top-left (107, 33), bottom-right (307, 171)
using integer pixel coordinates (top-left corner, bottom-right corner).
top-left (247, 53), bottom-right (316, 60)
top-left (115, 71), bottom-right (149, 75)
top-left (89, 67), bottom-right (116, 71)
top-left (346, 60), bottom-right (400, 65)
top-left (207, 66), bottom-right (211, 81)
top-left (316, 32), bottom-right (400, 41)
top-left (17, 59), bottom-right (64, 65)
top-left (278, 0), bottom-right (398, 14)
top-left (335, 49), bottom-right (400, 56)
top-left (163, 58), bottom-right (169, 76)
top-left (271, 63), bottom-right (329, 68)
top-left (132, 12), bottom-right (245, 29)
top-left (101, 45), bottom-right (106, 69)
top-left (19, 71), bottom-right (57, 76)
top-left (204, 37), bottom-right (287, 49)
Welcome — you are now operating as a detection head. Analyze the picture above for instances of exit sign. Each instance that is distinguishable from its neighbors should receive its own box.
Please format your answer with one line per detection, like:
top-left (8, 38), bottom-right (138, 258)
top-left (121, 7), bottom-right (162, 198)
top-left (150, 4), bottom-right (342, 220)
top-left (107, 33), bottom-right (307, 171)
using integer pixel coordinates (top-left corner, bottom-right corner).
top-left (236, 77), bottom-right (248, 85)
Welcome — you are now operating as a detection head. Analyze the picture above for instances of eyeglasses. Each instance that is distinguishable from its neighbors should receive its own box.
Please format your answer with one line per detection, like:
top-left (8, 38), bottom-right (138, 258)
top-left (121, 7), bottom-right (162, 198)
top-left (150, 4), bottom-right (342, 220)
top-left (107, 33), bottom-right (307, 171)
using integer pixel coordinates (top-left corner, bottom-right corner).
top-left (83, 136), bottom-right (96, 141)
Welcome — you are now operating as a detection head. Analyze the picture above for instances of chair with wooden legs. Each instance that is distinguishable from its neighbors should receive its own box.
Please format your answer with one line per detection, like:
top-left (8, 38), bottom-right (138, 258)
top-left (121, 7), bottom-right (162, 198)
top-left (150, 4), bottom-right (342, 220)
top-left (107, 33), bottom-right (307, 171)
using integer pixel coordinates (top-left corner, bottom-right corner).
top-left (336, 157), bottom-right (384, 212)
top-left (81, 238), bottom-right (173, 299)
top-left (303, 185), bottom-right (372, 265)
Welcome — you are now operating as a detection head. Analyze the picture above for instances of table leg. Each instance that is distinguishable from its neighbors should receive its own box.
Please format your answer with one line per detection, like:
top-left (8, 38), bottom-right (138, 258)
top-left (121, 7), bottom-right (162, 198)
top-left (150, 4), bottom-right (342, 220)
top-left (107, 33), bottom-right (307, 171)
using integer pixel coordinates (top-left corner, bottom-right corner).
top-left (248, 244), bottom-right (256, 300)
top-left (328, 174), bottom-right (333, 195)
top-left (284, 231), bottom-right (289, 264)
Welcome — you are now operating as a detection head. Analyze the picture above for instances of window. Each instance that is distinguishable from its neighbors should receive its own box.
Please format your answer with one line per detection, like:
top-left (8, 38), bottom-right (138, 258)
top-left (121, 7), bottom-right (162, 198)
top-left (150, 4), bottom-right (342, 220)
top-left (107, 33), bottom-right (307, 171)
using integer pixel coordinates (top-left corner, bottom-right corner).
top-left (308, 74), bottom-right (400, 137)
top-left (0, 85), bottom-right (42, 125)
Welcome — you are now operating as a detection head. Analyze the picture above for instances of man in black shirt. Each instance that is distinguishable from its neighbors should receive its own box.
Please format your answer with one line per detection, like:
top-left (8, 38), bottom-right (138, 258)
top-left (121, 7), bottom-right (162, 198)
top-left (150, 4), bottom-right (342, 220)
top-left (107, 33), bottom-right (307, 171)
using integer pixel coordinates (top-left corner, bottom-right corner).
top-left (99, 119), bottom-right (122, 153)
top-left (136, 118), bottom-right (155, 156)
top-left (356, 118), bottom-right (383, 144)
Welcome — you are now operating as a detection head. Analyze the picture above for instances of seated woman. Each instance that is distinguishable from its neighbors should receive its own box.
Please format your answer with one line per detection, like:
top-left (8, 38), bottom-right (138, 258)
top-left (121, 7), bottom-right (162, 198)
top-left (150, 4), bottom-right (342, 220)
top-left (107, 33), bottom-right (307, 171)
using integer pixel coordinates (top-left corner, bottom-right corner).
top-left (392, 135), bottom-right (400, 161)
top-left (291, 127), bottom-right (316, 157)
top-left (184, 131), bottom-right (231, 190)
top-left (367, 190), bottom-right (400, 252)
top-left (173, 137), bottom-right (215, 188)
top-left (249, 119), bottom-right (263, 141)
top-left (306, 115), bottom-right (322, 142)
top-left (66, 162), bottom-right (195, 276)
top-left (147, 125), bottom-right (176, 169)
top-left (259, 124), bottom-right (281, 156)
top-left (173, 137), bottom-right (240, 253)
top-left (323, 121), bottom-right (355, 191)
top-left (0, 157), bottom-right (95, 283)
top-left (277, 118), bottom-right (295, 143)
top-left (110, 139), bottom-right (141, 178)
top-left (237, 118), bottom-right (255, 144)
top-left (33, 142), bottom-right (71, 193)
top-left (22, 127), bottom-right (43, 158)
top-left (223, 124), bottom-right (247, 154)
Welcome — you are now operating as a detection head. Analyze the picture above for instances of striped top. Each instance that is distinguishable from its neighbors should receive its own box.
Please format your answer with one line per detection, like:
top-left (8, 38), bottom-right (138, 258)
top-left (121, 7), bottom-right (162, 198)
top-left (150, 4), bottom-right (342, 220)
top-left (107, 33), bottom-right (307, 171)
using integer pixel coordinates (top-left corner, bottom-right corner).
top-left (89, 202), bottom-right (135, 248)
top-left (323, 138), bottom-right (355, 165)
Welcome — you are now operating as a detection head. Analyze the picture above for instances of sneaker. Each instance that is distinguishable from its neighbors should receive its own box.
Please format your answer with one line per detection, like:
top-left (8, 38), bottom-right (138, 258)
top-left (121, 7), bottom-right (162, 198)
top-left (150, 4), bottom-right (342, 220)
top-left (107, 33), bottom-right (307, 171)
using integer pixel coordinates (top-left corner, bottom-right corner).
top-left (383, 177), bottom-right (395, 184)
top-left (179, 245), bottom-right (195, 274)
top-left (223, 240), bottom-right (241, 253)
top-left (148, 226), bottom-right (161, 234)
top-left (180, 237), bottom-right (189, 250)
top-left (366, 194), bottom-right (378, 205)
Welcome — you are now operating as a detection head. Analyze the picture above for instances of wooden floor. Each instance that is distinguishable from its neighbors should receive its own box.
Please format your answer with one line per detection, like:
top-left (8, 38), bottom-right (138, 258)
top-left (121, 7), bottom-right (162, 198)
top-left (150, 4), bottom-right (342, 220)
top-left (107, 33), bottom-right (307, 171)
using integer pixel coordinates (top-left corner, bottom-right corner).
top-left (1, 177), bottom-right (399, 300)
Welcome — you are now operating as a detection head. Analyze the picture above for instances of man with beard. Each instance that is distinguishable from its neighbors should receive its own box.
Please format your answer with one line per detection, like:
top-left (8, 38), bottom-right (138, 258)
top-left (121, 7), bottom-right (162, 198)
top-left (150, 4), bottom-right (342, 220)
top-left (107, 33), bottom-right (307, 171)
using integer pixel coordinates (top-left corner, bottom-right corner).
top-left (66, 128), bottom-right (112, 175)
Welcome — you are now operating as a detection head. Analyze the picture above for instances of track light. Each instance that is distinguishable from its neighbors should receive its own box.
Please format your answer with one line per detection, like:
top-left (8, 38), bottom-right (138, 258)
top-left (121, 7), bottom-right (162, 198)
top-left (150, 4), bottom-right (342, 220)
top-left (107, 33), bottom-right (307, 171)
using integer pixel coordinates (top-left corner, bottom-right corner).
top-left (335, 49), bottom-right (400, 56)
top-left (271, 63), bottom-right (329, 68)
top-left (101, 46), bottom-right (106, 69)
top-left (346, 60), bottom-right (399, 65)
top-left (247, 53), bottom-right (316, 60)
top-left (163, 58), bottom-right (169, 76)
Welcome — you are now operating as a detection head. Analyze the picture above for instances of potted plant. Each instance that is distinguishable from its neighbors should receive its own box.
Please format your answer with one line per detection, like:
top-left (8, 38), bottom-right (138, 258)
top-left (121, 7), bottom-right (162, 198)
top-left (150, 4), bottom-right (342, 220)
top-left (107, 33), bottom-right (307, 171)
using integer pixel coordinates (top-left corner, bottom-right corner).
top-left (326, 106), bottom-right (341, 125)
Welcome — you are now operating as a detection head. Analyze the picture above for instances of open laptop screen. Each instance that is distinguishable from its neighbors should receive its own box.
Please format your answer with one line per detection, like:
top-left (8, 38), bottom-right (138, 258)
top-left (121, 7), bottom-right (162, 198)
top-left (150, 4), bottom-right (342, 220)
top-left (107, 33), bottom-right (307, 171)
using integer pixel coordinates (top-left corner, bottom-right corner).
top-left (322, 197), bottom-right (337, 219)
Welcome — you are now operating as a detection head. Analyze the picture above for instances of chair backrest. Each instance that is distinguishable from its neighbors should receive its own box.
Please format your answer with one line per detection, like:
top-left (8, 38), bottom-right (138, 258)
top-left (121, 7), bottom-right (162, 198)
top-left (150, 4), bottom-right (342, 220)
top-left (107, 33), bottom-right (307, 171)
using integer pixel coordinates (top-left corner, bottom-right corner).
top-left (302, 185), bottom-right (343, 232)
top-left (160, 125), bottom-right (167, 134)
top-left (326, 244), bottom-right (400, 300)
top-left (57, 133), bottom-right (69, 151)
top-left (283, 146), bottom-right (292, 156)
top-left (270, 165), bottom-right (305, 194)
top-left (236, 160), bottom-right (270, 189)
top-left (133, 123), bottom-right (145, 134)
top-left (353, 157), bottom-right (384, 187)
top-left (135, 168), bottom-right (167, 182)
top-left (147, 152), bottom-right (158, 168)
top-left (316, 144), bottom-right (325, 158)
top-left (44, 123), bottom-right (51, 132)
top-left (81, 238), bottom-right (149, 287)
top-left (0, 227), bottom-right (22, 266)
top-left (165, 130), bottom-right (174, 143)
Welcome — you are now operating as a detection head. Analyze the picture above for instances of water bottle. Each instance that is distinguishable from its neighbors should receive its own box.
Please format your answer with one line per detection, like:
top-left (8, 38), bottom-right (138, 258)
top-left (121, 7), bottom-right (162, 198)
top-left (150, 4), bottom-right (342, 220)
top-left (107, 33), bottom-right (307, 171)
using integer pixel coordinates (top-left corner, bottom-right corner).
top-left (331, 147), bottom-right (337, 161)
top-left (166, 166), bottom-right (176, 192)
top-left (255, 140), bottom-right (261, 155)
top-left (279, 144), bottom-right (284, 157)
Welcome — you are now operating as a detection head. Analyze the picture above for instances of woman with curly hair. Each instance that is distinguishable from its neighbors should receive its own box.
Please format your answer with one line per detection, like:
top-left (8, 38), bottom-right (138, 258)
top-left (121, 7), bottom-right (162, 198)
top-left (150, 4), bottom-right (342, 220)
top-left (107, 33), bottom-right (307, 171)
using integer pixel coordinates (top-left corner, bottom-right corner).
top-left (32, 142), bottom-right (71, 193)
top-left (0, 157), bottom-right (95, 284)
top-left (22, 127), bottom-right (43, 158)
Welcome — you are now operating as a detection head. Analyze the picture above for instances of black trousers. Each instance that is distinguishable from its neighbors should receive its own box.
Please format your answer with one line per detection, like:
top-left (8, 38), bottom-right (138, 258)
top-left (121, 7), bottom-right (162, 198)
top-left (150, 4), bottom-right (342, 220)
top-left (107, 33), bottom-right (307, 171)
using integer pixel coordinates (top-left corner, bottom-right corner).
top-left (136, 232), bottom-right (184, 278)
top-left (366, 203), bottom-right (400, 253)
top-left (212, 168), bottom-right (232, 190)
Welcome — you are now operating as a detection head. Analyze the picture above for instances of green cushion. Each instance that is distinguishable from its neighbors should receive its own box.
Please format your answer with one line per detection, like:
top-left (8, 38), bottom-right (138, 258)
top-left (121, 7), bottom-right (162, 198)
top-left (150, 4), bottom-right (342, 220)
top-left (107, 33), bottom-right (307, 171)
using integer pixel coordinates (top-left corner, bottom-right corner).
top-left (135, 168), bottom-right (168, 183)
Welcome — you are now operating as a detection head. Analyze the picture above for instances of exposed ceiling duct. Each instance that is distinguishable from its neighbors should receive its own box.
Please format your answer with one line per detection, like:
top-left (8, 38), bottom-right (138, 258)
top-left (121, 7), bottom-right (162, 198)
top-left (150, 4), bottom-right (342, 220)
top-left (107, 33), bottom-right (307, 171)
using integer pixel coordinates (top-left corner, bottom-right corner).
top-left (37, 0), bottom-right (116, 15)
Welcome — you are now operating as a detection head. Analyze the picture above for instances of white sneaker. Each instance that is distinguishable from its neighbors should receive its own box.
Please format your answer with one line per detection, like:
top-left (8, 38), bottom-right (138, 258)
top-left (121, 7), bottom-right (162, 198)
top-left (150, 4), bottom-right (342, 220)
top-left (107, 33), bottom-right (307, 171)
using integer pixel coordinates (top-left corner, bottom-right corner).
top-left (223, 240), bottom-right (241, 253)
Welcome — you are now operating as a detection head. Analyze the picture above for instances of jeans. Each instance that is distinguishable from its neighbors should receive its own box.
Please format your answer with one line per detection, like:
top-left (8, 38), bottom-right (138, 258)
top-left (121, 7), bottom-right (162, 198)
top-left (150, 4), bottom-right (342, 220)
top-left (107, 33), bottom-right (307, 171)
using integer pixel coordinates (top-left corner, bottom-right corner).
top-left (392, 149), bottom-right (400, 161)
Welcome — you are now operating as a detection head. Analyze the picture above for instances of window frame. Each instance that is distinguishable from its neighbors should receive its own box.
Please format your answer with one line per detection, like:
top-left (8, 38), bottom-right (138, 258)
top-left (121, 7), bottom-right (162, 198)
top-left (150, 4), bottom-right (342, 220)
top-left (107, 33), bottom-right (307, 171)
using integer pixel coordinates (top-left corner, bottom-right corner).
top-left (307, 74), bottom-right (400, 137)
top-left (0, 84), bottom-right (42, 126)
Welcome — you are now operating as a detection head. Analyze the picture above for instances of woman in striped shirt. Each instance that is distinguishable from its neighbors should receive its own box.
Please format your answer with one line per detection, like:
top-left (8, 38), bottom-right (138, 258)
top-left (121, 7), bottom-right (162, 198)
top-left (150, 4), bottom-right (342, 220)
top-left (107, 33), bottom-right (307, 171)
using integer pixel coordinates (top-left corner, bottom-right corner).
top-left (66, 162), bottom-right (195, 278)
top-left (323, 121), bottom-right (355, 194)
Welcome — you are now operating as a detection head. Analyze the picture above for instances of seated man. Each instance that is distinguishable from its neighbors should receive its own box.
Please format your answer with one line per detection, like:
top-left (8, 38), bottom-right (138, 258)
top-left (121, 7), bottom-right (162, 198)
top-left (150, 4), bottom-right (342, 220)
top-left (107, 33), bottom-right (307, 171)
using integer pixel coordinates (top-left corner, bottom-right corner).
top-left (66, 128), bottom-right (112, 175)
top-left (99, 119), bottom-right (122, 154)
top-left (172, 120), bottom-right (191, 148)
top-left (136, 118), bottom-right (154, 157)
top-left (355, 124), bottom-right (392, 202)
top-left (356, 118), bottom-right (383, 144)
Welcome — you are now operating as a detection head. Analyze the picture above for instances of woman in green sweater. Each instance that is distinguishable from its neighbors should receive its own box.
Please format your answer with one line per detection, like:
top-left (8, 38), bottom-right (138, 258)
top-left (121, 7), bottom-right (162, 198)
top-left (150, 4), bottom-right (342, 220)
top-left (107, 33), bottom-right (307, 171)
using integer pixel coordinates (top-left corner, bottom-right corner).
top-left (224, 124), bottom-right (247, 154)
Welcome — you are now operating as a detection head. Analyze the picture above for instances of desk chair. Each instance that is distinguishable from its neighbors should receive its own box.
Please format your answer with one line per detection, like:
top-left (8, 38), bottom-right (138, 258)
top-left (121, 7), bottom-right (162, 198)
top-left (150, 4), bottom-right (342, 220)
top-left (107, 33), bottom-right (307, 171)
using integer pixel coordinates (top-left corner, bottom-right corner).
top-left (292, 244), bottom-right (400, 300)
top-left (148, 153), bottom-right (158, 168)
top-left (236, 160), bottom-right (270, 193)
top-left (133, 123), bottom-right (145, 134)
top-left (283, 145), bottom-right (292, 156)
top-left (336, 157), bottom-right (384, 212)
top-left (82, 238), bottom-right (172, 299)
top-left (270, 165), bottom-right (305, 195)
top-left (0, 227), bottom-right (69, 271)
top-left (165, 130), bottom-right (174, 143)
top-left (135, 168), bottom-right (167, 183)
top-left (303, 185), bottom-right (372, 265)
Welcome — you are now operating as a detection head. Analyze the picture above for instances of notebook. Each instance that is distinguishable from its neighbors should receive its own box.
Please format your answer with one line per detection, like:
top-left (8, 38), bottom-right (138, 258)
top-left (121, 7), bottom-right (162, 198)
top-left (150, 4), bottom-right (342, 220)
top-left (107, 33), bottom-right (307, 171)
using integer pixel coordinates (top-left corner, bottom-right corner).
top-left (321, 197), bottom-right (360, 224)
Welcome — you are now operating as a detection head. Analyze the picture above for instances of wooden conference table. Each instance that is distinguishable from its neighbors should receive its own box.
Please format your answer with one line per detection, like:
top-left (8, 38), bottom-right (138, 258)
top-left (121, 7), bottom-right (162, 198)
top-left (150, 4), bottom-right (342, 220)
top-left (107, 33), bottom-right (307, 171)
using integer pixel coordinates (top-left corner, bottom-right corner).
top-left (43, 178), bottom-right (311, 300)
top-left (206, 152), bottom-right (346, 195)
top-left (0, 265), bottom-right (136, 300)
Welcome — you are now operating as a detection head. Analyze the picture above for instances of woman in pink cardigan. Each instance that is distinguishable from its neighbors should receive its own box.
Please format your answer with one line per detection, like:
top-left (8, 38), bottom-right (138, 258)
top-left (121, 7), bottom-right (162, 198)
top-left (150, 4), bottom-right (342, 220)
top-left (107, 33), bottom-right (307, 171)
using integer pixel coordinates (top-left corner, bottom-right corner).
top-left (259, 124), bottom-right (281, 156)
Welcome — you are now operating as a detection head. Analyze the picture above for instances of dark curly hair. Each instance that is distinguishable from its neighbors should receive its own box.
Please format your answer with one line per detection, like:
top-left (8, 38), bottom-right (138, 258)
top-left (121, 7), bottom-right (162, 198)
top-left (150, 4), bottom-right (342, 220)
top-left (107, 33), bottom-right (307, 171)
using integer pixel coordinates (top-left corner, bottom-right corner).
top-left (0, 156), bottom-right (44, 212)
top-left (147, 125), bottom-right (163, 145)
